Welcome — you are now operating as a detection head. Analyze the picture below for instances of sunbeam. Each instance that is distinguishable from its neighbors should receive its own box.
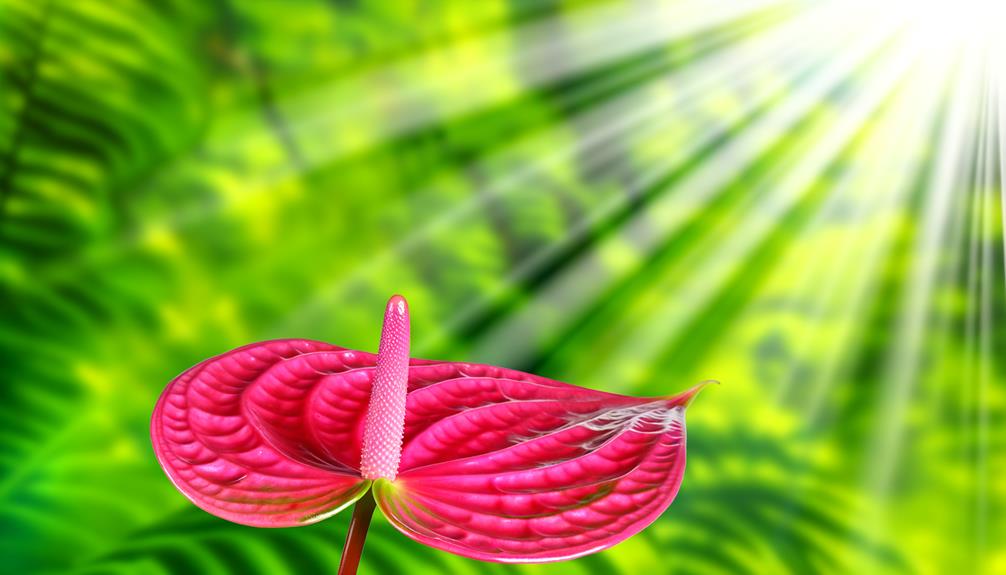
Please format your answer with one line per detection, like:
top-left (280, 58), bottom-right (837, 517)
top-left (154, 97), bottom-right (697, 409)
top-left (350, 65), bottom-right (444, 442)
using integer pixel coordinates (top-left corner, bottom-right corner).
top-left (275, 2), bottom-right (840, 338)
top-left (770, 46), bottom-right (952, 416)
top-left (278, 0), bottom-right (791, 166)
top-left (578, 31), bottom-right (920, 392)
top-left (470, 15), bottom-right (909, 373)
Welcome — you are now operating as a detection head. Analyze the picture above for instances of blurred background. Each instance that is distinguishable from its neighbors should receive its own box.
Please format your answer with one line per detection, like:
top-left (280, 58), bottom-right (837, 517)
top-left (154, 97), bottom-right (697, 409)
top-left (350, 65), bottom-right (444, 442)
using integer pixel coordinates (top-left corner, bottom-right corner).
top-left (1, 0), bottom-right (1004, 573)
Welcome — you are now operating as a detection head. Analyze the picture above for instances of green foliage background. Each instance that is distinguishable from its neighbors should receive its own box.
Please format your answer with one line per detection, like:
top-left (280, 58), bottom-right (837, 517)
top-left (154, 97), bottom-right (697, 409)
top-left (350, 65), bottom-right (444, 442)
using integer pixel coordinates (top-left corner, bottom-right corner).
top-left (1, 0), bottom-right (1003, 573)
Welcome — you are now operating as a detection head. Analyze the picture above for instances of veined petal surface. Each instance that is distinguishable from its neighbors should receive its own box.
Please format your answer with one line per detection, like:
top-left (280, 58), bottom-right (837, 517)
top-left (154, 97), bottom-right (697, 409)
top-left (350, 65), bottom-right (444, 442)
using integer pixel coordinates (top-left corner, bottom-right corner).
top-left (153, 338), bottom-right (699, 559)
top-left (151, 339), bottom-right (374, 527)
top-left (376, 362), bottom-right (699, 562)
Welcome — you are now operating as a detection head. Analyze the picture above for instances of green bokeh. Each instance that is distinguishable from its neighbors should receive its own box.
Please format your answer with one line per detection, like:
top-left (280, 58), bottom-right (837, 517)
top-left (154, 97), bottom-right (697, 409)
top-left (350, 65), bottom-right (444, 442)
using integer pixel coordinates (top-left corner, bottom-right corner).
top-left (1, 0), bottom-right (1003, 573)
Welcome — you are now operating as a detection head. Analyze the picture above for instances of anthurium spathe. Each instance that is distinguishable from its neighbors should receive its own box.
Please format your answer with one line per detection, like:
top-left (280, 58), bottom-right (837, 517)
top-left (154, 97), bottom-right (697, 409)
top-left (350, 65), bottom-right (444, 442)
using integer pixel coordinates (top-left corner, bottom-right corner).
top-left (151, 295), bottom-right (710, 574)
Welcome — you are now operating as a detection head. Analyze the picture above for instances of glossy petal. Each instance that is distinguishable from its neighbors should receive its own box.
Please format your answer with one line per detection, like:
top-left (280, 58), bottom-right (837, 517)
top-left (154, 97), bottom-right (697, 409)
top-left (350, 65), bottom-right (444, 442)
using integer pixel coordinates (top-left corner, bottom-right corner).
top-left (151, 299), bottom-right (704, 560)
top-left (374, 363), bottom-right (705, 562)
top-left (150, 339), bottom-right (374, 526)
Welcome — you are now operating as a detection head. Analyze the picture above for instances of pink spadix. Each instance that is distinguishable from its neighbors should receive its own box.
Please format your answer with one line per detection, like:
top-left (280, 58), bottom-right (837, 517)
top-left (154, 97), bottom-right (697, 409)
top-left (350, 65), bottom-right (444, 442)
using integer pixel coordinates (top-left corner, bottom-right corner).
top-left (151, 295), bottom-right (711, 568)
top-left (360, 295), bottom-right (410, 480)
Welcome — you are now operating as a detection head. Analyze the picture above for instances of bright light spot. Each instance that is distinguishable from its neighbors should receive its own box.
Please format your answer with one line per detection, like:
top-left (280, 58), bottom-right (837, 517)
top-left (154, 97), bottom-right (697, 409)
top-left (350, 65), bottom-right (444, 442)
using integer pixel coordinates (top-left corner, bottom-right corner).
top-left (862, 0), bottom-right (1006, 50)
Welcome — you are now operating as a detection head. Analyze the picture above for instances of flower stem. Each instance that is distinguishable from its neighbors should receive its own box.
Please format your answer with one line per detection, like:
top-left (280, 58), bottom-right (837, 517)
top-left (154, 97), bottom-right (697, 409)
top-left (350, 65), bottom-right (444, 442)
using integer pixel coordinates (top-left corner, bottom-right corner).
top-left (337, 490), bottom-right (377, 575)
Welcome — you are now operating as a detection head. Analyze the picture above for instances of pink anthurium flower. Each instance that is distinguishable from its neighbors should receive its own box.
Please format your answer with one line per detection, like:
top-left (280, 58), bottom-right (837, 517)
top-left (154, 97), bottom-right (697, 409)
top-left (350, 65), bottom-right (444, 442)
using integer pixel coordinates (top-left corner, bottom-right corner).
top-left (151, 295), bottom-right (711, 574)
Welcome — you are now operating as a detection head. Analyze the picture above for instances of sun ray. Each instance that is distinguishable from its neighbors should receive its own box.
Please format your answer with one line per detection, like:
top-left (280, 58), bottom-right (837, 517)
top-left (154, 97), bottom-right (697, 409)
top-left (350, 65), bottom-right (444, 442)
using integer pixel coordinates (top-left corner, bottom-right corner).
top-left (999, 62), bottom-right (1006, 282)
top-left (276, 0), bottom-right (795, 167)
top-left (866, 38), bottom-right (987, 496)
top-left (850, 31), bottom-right (994, 573)
top-left (972, 66), bottom-right (998, 571)
top-left (591, 38), bottom-right (922, 391)
top-left (275, 4), bottom-right (844, 337)
top-left (22, 2), bottom-right (812, 296)
top-left (767, 48), bottom-right (954, 416)
top-left (731, 49), bottom-right (960, 572)
top-left (474, 19), bottom-right (914, 377)
top-left (421, 5), bottom-right (866, 346)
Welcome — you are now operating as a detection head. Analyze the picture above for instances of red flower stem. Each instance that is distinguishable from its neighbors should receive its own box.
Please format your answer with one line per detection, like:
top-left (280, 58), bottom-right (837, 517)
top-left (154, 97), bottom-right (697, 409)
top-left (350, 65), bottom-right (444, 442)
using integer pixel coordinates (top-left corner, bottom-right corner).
top-left (337, 490), bottom-right (377, 575)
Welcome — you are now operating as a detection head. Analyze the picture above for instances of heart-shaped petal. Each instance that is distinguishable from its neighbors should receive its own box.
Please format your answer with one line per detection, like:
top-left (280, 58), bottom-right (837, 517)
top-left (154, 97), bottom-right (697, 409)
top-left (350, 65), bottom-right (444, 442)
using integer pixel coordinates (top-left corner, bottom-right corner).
top-left (376, 366), bottom-right (703, 562)
top-left (150, 339), bottom-right (373, 526)
top-left (151, 296), bottom-right (706, 561)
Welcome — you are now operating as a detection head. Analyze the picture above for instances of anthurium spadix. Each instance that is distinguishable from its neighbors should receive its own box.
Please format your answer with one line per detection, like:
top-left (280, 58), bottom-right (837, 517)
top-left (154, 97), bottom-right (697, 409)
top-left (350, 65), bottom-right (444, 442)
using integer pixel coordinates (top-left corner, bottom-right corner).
top-left (151, 295), bottom-right (710, 574)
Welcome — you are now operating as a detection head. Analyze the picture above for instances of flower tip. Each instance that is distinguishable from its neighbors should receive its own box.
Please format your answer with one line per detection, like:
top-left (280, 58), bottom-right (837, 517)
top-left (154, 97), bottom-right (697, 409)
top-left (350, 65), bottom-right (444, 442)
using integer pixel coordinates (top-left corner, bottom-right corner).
top-left (387, 294), bottom-right (408, 316)
top-left (671, 379), bottom-right (718, 407)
